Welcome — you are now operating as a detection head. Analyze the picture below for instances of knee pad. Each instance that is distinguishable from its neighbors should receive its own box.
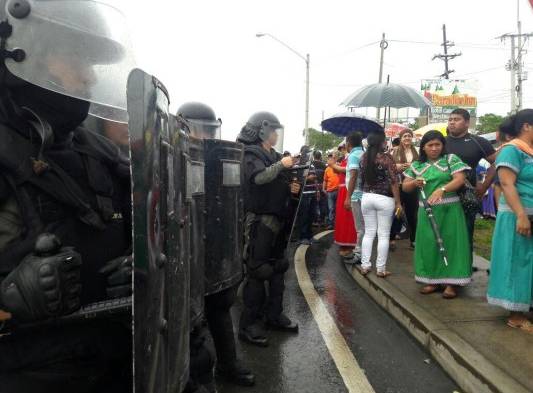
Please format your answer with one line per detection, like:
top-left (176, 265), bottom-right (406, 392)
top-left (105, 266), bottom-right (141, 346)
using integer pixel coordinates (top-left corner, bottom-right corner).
top-left (273, 258), bottom-right (289, 274)
top-left (247, 263), bottom-right (273, 280)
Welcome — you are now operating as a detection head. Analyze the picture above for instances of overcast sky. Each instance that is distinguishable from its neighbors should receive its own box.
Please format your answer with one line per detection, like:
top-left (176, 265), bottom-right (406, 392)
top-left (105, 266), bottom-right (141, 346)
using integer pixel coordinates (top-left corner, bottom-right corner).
top-left (121, 0), bottom-right (533, 152)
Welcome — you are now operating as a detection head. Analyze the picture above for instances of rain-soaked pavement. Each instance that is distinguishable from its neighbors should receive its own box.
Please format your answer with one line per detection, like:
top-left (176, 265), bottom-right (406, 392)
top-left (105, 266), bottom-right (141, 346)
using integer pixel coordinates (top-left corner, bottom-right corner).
top-left (219, 233), bottom-right (459, 393)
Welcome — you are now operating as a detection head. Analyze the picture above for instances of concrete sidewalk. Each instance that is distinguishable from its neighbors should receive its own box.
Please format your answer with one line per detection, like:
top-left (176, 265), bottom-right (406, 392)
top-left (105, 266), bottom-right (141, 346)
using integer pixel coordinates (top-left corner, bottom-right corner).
top-left (315, 232), bottom-right (533, 393)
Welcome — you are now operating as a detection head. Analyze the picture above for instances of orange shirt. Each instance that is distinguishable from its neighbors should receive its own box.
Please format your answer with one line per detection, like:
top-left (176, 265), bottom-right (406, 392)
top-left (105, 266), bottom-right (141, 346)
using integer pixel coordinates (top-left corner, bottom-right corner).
top-left (323, 167), bottom-right (340, 192)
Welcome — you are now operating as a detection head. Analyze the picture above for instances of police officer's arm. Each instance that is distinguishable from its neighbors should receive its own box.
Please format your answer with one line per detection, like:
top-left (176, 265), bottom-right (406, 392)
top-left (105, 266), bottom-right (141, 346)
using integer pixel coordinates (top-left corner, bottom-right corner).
top-left (254, 156), bottom-right (294, 185)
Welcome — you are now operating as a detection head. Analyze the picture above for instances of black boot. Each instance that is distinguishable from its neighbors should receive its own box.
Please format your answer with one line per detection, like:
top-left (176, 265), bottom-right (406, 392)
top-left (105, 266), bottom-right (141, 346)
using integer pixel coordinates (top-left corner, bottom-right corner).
top-left (266, 314), bottom-right (299, 333)
top-left (238, 323), bottom-right (269, 347)
top-left (217, 360), bottom-right (255, 387)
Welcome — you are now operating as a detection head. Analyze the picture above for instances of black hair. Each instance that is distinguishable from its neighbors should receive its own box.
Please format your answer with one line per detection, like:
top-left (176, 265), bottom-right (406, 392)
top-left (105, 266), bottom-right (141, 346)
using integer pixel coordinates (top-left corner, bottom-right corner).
top-left (499, 109), bottom-right (533, 138)
top-left (363, 131), bottom-right (386, 185)
top-left (418, 130), bottom-right (447, 163)
top-left (313, 150), bottom-right (322, 160)
top-left (392, 137), bottom-right (401, 147)
top-left (346, 131), bottom-right (363, 149)
top-left (450, 108), bottom-right (470, 122)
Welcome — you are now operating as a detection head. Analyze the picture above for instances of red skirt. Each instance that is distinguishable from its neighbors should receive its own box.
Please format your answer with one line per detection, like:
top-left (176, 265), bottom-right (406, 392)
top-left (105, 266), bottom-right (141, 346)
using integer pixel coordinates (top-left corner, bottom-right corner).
top-left (334, 184), bottom-right (357, 247)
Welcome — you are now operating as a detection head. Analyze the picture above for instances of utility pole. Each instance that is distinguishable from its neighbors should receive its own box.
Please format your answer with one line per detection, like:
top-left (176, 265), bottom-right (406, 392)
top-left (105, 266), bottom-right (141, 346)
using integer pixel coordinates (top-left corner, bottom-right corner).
top-left (305, 53), bottom-right (310, 144)
top-left (501, 33), bottom-right (533, 113)
top-left (500, 0), bottom-right (533, 113)
top-left (432, 24), bottom-right (462, 79)
top-left (377, 33), bottom-right (388, 120)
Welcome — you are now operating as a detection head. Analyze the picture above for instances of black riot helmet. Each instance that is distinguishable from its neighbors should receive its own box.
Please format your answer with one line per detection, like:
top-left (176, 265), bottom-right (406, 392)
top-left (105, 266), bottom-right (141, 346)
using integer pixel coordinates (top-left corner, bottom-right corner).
top-left (237, 111), bottom-right (283, 145)
top-left (177, 101), bottom-right (222, 139)
top-left (0, 0), bottom-right (136, 123)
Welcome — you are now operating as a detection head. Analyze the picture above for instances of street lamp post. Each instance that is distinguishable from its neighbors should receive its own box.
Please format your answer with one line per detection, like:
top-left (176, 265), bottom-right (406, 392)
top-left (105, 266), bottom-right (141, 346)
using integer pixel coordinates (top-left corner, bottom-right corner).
top-left (256, 33), bottom-right (310, 146)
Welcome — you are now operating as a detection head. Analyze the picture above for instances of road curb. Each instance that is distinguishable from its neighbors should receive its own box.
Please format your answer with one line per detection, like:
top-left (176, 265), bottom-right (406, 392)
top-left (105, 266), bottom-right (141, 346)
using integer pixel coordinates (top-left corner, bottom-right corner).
top-left (309, 231), bottom-right (530, 393)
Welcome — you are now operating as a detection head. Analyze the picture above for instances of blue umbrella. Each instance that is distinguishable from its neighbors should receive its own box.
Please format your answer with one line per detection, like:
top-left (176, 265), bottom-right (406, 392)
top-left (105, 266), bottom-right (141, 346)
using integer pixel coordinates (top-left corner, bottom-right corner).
top-left (321, 112), bottom-right (384, 137)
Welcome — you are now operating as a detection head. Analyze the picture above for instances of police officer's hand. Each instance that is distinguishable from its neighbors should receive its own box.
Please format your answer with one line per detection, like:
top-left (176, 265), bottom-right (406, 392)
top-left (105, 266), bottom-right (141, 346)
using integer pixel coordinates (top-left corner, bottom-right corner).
top-left (281, 156), bottom-right (296, 168)
top-left (290, 181), bottom-right (301, 195)
top-left (99, 255), bottom-right (133, 298)
top-left (0, 233), bottom-right (82, 322)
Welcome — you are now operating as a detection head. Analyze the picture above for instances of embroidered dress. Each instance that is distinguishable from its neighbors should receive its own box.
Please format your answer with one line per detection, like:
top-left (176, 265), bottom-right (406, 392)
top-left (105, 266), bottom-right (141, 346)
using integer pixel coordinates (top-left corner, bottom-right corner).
top-left (404, 154), bottom-right (472, 285)
top-left (334, 158), bottom-right (357, 247)
top-left (487, 145), bottom-right (533, 311)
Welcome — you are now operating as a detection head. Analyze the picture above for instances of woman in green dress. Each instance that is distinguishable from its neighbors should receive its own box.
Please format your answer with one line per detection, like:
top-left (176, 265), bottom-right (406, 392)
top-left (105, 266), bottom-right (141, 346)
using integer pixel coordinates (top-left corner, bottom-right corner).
top-left (487, 110), bottom-right (533, 333)
top-left (402, 131), bottom-right (472, 299)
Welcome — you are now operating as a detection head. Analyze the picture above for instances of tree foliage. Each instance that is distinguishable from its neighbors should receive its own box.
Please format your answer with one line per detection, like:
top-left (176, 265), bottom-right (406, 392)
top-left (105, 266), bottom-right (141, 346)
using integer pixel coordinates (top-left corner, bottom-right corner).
top-left (476, 113), bottom-right (504, 134)
top-left (308, 128), bottom-right (344, 153)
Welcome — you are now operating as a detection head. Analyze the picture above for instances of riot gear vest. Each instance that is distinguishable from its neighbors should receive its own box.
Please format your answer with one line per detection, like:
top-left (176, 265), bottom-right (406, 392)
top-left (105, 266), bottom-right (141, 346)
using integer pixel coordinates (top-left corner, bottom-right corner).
top-left (243, 145), bottom-right (291, 218)
top-left (0, 122), bottom-right (132, 305)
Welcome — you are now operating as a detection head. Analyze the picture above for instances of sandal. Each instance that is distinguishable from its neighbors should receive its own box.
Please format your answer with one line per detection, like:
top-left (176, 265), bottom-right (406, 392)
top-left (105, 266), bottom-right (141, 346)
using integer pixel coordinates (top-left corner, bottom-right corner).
top-left (359, 267), bottom-right (371, 276)
top-left (420, 285), bottom-right (439, 294)
top-left (376, 271), bottom-right (392, 278)
top-left (442, 286), bottom-right (457, 299)
top-left (507, 319), bottom-right (533, 334)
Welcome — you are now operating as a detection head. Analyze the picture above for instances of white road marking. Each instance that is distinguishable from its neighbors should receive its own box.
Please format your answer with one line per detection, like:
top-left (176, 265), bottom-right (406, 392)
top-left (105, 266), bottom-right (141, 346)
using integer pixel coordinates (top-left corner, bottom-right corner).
top-left (294, 230), bottom-right (376, 393)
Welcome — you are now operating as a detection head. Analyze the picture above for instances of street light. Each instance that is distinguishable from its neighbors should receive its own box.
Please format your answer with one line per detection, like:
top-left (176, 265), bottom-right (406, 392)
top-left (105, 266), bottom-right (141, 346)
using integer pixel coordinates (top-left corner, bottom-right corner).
top-left (256, 32), bottom-right (310, 146)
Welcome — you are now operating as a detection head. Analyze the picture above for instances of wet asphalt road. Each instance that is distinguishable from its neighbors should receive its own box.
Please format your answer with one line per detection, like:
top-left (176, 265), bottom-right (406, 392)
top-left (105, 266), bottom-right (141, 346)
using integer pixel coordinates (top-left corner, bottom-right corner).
top-left (218, 233), bottom-right (459, 393)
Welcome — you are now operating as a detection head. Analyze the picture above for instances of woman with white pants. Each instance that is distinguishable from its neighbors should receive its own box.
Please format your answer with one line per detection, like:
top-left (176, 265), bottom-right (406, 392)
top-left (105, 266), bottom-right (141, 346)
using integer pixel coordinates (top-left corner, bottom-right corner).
top-left (359, 132), bottom-right (402, 277)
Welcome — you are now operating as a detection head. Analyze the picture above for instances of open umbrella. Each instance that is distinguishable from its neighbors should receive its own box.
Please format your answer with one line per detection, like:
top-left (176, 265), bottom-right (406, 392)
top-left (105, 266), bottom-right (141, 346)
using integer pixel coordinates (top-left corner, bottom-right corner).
top-left (321, 112), bottom-right (383, 137)
top-left (385, 123), bottom-right (409, 138)
top-left (342, 83), bottom-right (432, 110)
top-left (413, 123), bottom-right (448, 138)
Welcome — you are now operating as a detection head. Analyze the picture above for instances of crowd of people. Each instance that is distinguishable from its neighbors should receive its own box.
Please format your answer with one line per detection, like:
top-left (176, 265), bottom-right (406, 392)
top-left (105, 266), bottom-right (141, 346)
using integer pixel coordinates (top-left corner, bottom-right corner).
top-left (297, 108), bottom-right (533, 333)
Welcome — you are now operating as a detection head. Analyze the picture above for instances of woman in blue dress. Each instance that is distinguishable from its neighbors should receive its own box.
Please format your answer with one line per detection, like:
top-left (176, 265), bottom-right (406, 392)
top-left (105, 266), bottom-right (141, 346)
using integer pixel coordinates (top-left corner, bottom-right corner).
top-left (487, 109), bottom-right (533, 333)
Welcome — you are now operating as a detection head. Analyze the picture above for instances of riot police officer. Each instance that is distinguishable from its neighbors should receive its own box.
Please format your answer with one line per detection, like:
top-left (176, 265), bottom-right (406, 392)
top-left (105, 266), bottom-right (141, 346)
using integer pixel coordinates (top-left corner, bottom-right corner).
top-left (0, 1), bottom-right (135, 391)
top-left (237, 111), bottom-right (300, 347)
top-left (177, 102), bottom-right (255, 389)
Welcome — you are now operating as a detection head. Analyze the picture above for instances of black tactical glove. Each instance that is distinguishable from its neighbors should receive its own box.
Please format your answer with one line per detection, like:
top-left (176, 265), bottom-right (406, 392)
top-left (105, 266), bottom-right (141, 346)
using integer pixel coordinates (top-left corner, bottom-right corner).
top-left (0, 233), bottom-right (82, 322)
top-left (99, 255), bottom-right (132, 299)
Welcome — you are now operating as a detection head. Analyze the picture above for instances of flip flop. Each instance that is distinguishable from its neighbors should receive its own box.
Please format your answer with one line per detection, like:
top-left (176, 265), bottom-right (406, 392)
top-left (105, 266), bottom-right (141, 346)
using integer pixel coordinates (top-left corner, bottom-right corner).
top-left (376, 271), bottom-right (392, 278)
top-left (359, 267), bottom-right (371, 276)
top-left (419, 285), bottom-right (439, 294)
top-left (507, 319), bottom-right (533, 334)
top-left (442, 287), bottom-right (457, 299)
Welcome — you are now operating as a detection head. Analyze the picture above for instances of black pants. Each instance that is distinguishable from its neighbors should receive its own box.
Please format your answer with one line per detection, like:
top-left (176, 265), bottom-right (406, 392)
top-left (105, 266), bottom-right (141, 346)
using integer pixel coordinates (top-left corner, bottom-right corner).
top-left (0, 319), bottom-right (131, 393)
top-left (401, 189), bottom-right (419, 243)
top-left (240, 215), bottom-right (288, 329)
top-left (298, 193), bottom-right (317, 240)
top-left (205, 285), bottom-right (238, 369)
top-left (317, 191), bottom-right (328, 224)
top-left (186, 322), bottom-right (216, 393)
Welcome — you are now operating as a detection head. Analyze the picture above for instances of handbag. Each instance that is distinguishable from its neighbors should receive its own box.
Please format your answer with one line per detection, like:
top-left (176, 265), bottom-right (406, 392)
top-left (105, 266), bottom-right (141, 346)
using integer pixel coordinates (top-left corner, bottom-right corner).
top-left (446, 156), bottom-right (481, 216)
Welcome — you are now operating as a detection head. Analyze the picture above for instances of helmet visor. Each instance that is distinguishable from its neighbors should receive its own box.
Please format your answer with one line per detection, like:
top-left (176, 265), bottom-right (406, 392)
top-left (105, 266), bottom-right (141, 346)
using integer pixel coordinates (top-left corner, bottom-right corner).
top-left (187, 118), bottom-right (222, 140)
top-left (3, 0), bottom-right (136, 122)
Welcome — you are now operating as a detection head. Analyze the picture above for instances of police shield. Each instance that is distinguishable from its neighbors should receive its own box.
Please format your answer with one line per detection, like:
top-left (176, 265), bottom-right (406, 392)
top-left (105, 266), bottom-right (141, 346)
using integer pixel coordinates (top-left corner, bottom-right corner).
top-left (203, 139), bottom-right (244, 295)
top-left (128, 68), bottom-right (189, 393)
top-left (187, 136), bottom-right (206, 326)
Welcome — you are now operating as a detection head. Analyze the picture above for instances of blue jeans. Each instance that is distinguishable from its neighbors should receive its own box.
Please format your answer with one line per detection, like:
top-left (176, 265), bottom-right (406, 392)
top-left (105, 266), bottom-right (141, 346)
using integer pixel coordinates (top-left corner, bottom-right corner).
top-left (327, 190), bottom-right (338, 226)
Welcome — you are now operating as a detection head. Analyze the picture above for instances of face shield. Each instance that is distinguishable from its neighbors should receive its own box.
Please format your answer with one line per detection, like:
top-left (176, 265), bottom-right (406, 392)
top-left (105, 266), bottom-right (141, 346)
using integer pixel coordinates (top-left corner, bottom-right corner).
top-left (2, 0), bottom-right (136, 122)
top-left (185, 118), bottom-right (222, 140)
top-left (261, 119), bottom-right (283, 144)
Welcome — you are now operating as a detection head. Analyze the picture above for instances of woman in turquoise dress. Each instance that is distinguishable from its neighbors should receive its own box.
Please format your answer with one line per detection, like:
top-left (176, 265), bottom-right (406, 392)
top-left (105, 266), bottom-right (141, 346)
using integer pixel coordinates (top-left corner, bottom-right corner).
top-left (487, 110), bottom-right (533, 333)
top-left (403, 131), bottom-right (472, 299)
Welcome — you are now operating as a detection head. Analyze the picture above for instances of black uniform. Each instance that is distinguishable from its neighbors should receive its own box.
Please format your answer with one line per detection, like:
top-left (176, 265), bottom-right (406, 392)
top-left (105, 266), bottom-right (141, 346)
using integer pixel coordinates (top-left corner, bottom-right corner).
top-left (0, 82), bottom-right (132, 393)
top-left (240, 145), bottom-right (293, 332)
